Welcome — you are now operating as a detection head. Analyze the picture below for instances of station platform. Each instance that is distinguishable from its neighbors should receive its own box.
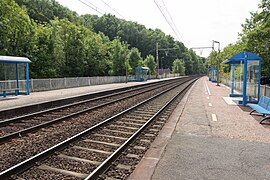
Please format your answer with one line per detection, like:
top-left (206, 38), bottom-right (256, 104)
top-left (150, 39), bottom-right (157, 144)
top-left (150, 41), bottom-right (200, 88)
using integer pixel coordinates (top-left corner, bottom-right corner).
top-left (0, 78), bottom-right (169, 111)
top-left (130, 76), bottom-right (270, 180)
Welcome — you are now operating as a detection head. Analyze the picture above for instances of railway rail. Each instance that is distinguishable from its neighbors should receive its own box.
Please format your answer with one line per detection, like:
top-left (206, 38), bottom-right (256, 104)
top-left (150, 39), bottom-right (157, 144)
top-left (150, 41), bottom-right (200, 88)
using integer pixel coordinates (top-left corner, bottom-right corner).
top-left (0, 76), bottom-right (197, 179)
top-left (0, 78), bottom-right (182, 143)
top-left (0, 78), bottom-right (181, 120)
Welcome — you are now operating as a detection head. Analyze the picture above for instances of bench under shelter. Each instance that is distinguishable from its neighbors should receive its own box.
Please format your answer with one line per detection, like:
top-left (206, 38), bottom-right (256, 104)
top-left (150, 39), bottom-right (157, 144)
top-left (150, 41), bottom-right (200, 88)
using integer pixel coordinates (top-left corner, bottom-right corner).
top-left (0, 56), bottom-right (31, 97)
top-left (221, 51), bottom-right (262, 106)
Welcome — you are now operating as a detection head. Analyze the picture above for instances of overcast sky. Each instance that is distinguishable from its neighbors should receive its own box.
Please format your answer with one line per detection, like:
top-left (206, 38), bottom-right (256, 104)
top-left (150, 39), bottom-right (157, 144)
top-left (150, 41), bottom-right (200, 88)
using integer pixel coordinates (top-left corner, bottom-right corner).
top-left (55, 0), bottom-right (260, 57)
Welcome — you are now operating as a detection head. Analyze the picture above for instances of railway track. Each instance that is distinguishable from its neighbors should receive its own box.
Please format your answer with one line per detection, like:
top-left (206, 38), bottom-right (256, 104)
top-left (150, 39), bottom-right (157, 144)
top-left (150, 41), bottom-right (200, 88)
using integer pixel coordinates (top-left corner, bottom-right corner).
top-left (0, 78), bottom-right (182, 143)
top-left (0, 76), bottom-right (197, 179)
top-left (0, 78), bottom-right (184, 121)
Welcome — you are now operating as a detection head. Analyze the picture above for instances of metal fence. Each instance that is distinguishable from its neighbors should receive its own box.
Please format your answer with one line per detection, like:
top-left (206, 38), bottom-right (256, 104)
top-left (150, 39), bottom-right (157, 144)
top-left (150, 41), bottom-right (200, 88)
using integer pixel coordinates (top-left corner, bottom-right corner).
top-left (220, 77), bottom-right (270, 98)
top-left (0, 74), bottom-right (182, 93)
top-left (30, 76), bottom-right (127, 92)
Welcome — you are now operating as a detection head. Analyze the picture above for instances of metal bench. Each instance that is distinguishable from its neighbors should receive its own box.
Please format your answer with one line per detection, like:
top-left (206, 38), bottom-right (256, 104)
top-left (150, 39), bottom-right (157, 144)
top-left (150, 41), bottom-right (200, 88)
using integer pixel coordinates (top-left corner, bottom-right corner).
top-left (247, 96), bottom-right (270, 124)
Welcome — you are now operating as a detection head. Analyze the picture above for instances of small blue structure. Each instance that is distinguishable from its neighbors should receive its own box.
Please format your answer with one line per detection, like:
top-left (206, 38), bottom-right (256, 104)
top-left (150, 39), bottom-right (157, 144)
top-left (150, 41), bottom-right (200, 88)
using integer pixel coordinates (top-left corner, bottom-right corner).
top-left (208, 67), bottom-right (218, 82)
top-left (136, 66), bottom-right (149, 81)
top-left (0, 56), bottom-right (31, 97)
top-left (222, 51), bottom-right (262, 106)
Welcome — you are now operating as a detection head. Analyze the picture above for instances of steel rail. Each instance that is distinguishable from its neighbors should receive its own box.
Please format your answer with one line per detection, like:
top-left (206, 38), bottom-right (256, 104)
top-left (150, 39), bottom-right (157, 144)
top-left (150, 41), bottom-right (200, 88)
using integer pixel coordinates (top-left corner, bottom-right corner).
top-left (0, 77), bottom-right (183, 120)
top-left (0, 77), bottom-right (196, 179)
top-left (0, 78), bottom-right (182, 127)
top-left (0, 79), bottom-right (185, 143)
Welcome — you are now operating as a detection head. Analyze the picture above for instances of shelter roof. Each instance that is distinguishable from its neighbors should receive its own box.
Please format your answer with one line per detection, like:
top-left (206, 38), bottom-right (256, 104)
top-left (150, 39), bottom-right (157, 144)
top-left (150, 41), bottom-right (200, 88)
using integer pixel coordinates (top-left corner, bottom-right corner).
top-left (222, 51), bottom-right (262, 64)
top-left (0, 56), bottom-right (31, 63)
top-left (136, 66), bottom-right (149, 70)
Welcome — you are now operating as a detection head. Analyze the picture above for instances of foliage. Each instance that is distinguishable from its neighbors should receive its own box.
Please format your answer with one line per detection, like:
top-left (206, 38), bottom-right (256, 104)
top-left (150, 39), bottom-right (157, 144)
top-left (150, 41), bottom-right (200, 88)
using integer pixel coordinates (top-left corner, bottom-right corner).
top-left (15, 0), bottom-right (79, 23)
top-left (81, 14), bottom-right (206, 75)
top-left (0, 0), bottom-right (35, 56)
top-left (110, 38), bottom-right (129, 76)
top-left (215, 0), bottom-right (270, 81)
top-left (1, 0), bottom-right (206, 79)
top-left (128, 48), bottom-right (142, 74)
top-left (172, 59), bottom-right (185, 75)
top-left (144, 55), bottom-right (156, 75)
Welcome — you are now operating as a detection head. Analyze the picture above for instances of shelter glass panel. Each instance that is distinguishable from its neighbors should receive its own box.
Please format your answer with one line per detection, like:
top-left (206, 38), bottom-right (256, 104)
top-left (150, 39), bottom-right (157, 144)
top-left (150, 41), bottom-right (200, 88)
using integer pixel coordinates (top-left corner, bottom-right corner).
top-left (234, 64), bottom-right (244, 94)
top-left (246, 60), bottom-right (260, 99)
top-left (0, 63), bottom-right (26, 91)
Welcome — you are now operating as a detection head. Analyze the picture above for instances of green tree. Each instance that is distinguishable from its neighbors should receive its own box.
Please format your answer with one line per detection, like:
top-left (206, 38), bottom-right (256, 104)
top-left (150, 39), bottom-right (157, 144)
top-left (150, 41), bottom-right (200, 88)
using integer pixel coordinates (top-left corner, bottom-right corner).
top-left (110, 38), bottom-right (129, 75)
top-left (172, 59), bottom-right (185, 75)
top-left (128, 48), bottom-right (142, 74)
top-left (240, 0), bottom-right (270, 76)
top-left (182, 52), bottom-right (193, 75)
top-left (15, 0), bottom-right (79, 24)
top-left (0, 0), bottom-right (35, 56)
top-left (144, 55), bottom-right (156, 75)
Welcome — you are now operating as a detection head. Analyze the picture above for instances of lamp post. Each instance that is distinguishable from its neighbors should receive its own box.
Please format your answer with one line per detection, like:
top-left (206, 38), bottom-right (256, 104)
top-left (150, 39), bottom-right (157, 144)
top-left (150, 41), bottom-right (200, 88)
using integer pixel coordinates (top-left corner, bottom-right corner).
top-left (156, 43), bottom-right (159, 79)
top-left (125, 43), bottom-right (130, 83)
top-left (213, 40), bottom-right (220, 86)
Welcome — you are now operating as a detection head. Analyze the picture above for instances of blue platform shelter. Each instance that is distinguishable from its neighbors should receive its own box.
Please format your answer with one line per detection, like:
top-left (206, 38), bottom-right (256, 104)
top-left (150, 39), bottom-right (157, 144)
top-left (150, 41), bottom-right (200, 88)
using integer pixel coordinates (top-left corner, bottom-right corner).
top-left (221, 52), bottom-right (262, 106)
top-left (208, 67), bottom-right (218, 82)
top-left (136, 66), bottom-right (149, 81)
top-left (0, 56), bottom-right (31, 97)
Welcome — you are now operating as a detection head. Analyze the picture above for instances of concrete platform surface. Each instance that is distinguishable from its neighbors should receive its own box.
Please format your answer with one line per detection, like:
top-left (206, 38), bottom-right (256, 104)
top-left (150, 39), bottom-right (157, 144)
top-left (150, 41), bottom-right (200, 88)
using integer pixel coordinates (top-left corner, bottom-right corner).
top-left (0, 78), bottom-right (169, 111)
top-left (130, 76), bottom-right (270, 180)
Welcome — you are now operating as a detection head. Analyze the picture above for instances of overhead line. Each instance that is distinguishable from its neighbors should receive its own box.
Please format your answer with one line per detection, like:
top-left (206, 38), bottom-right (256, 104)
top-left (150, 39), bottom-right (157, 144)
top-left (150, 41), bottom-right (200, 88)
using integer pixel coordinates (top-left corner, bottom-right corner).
top-left (101, 0), bottom-right (125, 19)
top-left (153, 0), bottom-right (184, 43)
top-left (161, 0), bottom-right (184, 43)
top-left (153, 0), bottom-right (181, 42)
top-left (84, 0), bottom-right (106, 14)
top-left (78, 0), bottom-right (104, 15)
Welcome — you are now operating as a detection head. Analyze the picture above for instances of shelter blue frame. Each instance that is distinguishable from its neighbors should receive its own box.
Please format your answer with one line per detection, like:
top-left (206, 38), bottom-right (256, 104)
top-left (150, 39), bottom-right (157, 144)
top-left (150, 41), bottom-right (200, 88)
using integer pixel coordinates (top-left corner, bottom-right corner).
top-left (136, 66), bottom-right (149, 81)
top-left (0, 56), bottom-right (31, 97)
top-left (222, 51), bottom-right (262, 106)
top-left (208, 67), bottom-right (218, 82)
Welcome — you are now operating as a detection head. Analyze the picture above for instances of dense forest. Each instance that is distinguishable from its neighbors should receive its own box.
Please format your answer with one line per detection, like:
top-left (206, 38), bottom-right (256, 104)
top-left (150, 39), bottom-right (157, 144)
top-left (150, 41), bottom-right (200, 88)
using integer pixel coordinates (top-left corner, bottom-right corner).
top-left (0, 0), bottom-right (206, 79)
top-left (208, 0), bottom-right (270, 83)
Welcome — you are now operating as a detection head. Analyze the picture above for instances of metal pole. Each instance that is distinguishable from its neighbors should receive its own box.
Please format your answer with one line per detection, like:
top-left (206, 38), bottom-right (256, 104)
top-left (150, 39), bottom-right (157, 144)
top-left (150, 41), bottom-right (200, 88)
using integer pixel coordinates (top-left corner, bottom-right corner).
top-left (212, 40), bottom-right (220, 86)
top-left (231, 64), bottom-right (235, 95)
top-left (125, 43), bottom-right (130, 83)
top-left (243, 52), bottom-right (248, 105)
top-left (26, 63), bottom-right (30, 95)
top-left (258, 59), bottom-right (261, 99)
top-left (156, 42), bottom-right (159, 78)
top-left (217, 42), bottom-right (220, 86)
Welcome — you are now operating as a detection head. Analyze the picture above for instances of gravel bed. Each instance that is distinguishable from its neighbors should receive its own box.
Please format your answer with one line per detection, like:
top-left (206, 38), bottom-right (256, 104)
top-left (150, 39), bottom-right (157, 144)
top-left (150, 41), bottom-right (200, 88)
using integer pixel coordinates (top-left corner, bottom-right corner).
top-left (75, 140), bottom-right (118, 152)
top-left (100, 130), bottom-right (133, 139)
top-left (44, 156), bottom-right (96, 173)
top-left (14, 168), bottom-right (79, 180)
top-left (115, 122), bottom-right (144, 128)
top-left (105, 126), bottom-right (137, 132)
top-left (61, 148), bottom-right (109, 161)
top-left (90, 135), bottom-right (125, 144)
top-left (104, 165), bottom-right (131, 180)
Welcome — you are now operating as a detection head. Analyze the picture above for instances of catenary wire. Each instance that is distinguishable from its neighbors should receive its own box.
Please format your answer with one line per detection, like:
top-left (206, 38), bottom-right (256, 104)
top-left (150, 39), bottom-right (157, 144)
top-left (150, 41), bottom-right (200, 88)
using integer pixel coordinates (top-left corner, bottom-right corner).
top-left (161, 0), bottom-right (185, 43)
top-left (153, 0), bottom-right (183, 43)
top-left (101, 0), bottom-right (125, 19)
